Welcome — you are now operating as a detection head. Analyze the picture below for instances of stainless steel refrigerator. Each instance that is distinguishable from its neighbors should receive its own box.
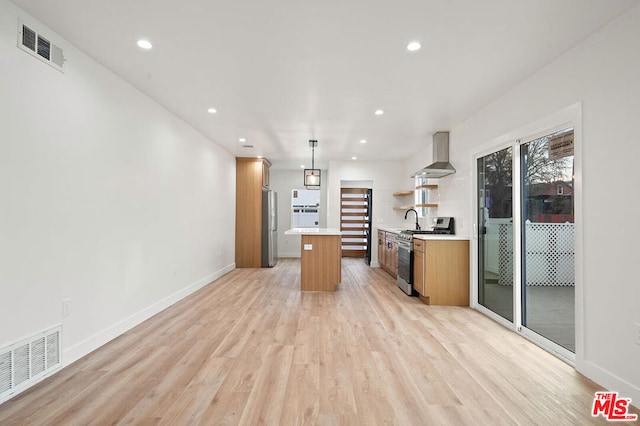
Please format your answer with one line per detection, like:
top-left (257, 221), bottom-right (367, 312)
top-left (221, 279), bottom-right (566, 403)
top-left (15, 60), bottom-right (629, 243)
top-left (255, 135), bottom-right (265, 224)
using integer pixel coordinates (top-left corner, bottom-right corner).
top-left (261, 189), bottom-right (278, 267)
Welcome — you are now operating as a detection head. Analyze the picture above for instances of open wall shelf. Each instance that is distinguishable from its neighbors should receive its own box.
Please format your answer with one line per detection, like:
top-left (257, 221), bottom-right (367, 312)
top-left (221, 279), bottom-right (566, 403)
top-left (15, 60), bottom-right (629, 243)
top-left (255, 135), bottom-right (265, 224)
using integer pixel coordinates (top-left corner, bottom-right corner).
top-left (393, 190), bottom-right (414, 210)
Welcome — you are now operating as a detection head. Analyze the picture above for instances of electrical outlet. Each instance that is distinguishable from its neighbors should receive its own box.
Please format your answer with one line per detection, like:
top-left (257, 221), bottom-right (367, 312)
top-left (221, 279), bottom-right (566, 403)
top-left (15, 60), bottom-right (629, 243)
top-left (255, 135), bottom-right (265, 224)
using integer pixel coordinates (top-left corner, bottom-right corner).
top-left (635, 323), bottom-right (640, 346)
top-left (62, 299), bottom-right (71, 318)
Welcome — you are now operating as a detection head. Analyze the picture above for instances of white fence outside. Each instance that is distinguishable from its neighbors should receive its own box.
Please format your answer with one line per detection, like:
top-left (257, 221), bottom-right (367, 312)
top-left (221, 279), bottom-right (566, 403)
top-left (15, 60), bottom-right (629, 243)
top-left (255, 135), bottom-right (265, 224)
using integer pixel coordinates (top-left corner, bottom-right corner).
top-left (484, 219), bottom-right (574, 286)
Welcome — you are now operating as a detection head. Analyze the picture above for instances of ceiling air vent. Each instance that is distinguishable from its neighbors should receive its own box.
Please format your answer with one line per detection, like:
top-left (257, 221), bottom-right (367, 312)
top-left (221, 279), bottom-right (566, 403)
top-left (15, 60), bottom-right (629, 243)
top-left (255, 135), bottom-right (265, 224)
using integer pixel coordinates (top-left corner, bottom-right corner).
top-left (17, 20), bottom-right (65, 72)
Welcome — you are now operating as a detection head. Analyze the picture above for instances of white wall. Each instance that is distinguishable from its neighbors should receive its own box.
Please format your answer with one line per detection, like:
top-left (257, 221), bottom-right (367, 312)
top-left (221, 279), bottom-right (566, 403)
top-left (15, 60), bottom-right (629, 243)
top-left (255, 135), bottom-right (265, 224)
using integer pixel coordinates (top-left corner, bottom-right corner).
top-left (269, 169), bottom-right (328, 258)
top-left (0, 0), bottom-right (236, 374)
top-left (4, 0), bottom-right (639, 408)
top-left (328, 160), bottom-right (418, 266)
top-left (408, 4), bottom-right (640, 403)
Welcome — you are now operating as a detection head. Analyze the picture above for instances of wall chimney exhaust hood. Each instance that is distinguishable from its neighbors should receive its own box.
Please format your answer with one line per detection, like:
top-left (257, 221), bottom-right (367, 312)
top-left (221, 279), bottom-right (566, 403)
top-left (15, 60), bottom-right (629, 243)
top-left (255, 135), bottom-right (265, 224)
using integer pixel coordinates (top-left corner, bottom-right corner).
top-left (411, 131), bottom-right (456, 178)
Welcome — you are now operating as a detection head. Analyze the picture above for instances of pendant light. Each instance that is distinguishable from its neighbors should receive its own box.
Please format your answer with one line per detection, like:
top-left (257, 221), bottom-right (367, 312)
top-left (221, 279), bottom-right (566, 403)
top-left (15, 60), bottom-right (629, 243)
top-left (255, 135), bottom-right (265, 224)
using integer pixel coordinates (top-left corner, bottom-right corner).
top-left (304, 139), bottom-right (321, 188)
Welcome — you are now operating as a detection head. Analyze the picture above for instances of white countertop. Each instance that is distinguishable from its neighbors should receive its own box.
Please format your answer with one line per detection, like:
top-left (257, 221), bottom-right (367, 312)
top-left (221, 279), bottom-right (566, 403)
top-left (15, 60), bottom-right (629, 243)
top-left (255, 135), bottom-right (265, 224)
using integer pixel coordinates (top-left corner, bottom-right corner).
top-left (377, 227), bottom-right (404, 234)
top-left (285, 228), bottom-right (342, 236)
top-left (413, 234), bottom-right (470, 241)
top-left (376, 227), bottom-right (470, 241)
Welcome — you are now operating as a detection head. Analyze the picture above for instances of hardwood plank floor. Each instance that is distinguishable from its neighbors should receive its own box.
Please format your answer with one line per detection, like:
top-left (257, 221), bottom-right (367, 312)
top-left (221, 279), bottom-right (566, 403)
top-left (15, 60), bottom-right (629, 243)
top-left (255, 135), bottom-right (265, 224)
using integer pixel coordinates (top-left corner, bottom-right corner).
top-left (0, 258), bottom-right (637, 425)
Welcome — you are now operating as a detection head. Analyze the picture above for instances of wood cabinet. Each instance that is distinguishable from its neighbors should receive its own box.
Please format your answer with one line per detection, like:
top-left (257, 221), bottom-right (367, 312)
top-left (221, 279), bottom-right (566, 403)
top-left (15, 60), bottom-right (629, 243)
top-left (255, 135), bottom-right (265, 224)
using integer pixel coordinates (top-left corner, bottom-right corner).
top-left (235, 157), bottom-right (271, 268)
top-left (377, 230), bottom-right (398, 278)
top-left (387, 235), bottom-right (398, 278)
top-left (413, 239), bottom-right (426, 295)
top-left (377, 230), bottom-right (385, 267)
top-left (413, 239), bottom-right (469, 306)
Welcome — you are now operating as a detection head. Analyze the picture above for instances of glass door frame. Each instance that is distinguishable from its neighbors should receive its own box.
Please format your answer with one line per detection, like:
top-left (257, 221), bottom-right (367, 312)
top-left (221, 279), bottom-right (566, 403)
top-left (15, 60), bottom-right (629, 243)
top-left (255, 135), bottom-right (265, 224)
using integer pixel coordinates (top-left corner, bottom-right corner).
top-left (473, 140), bottom-right (521, 332)
top-left (476, 146), bottom-right (516, 324)
top-left (471, 103), bottom-right (583, 366)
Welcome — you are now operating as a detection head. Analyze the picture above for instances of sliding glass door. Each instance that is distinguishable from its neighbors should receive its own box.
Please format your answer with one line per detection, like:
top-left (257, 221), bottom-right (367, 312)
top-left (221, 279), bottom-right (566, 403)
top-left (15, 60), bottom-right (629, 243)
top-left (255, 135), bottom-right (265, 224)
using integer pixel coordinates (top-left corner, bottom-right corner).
top-left (476, 126), bottom-right (576, 357)
top-left (477, 147), bottom-right (513, 322)
top-left (520, 128), bottom-right (575, 353)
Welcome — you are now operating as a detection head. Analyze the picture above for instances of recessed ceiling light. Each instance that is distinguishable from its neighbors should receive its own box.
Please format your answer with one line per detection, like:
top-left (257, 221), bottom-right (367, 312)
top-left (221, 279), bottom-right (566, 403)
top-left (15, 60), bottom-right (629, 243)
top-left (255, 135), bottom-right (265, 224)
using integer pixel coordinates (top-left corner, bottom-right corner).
top-left (137, 39), bottom-right (153, 50)
top-left (374, 109), bottom-right (384, 116)
top-left (407, 41), bottom-right (421, 52)
top-left (300, 165), bottom-right (305, 169)
top-left (207, 108), bottom-right (217, 114)
top-left (239, 138), bottom-right (246, 143)
top-left (360, 139), bottom-right (367, 144)
top-left (352, 156), bottom-right (358, 160)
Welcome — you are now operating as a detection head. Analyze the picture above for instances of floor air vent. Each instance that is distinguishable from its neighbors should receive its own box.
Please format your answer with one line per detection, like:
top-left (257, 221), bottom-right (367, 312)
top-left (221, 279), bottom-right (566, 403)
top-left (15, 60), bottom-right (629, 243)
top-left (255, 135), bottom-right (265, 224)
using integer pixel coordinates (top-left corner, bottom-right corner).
top-left (17, 20), bottom-right (65, 72)
top-left (0, 325), bottom-right (62, 402)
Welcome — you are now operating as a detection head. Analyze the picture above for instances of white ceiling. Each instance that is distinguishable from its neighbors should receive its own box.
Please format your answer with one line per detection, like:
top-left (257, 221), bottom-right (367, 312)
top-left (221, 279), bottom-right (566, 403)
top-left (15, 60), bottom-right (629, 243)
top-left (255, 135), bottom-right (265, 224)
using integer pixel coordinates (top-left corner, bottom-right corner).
top-left (10, 0), bottom-right (639, 170)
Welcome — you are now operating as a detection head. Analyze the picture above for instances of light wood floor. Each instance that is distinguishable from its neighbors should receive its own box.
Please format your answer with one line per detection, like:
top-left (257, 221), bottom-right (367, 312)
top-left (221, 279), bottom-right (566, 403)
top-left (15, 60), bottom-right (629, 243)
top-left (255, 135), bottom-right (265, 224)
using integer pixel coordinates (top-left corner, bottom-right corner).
top-left (0, 258), bottom-right (636, 425)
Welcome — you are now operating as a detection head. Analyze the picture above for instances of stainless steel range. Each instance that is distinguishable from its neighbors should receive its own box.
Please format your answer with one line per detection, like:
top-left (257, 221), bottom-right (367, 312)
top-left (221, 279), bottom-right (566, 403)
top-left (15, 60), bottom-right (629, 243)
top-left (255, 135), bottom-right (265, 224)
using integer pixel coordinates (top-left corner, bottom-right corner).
top-left (397, 217), bottom-right (455, 295)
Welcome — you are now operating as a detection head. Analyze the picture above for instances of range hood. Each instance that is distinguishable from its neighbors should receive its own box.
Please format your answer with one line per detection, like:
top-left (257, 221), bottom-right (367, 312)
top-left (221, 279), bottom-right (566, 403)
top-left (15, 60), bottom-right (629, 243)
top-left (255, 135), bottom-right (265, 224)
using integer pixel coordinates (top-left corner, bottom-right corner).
top-left (411, 131), bottom-right (456, 178)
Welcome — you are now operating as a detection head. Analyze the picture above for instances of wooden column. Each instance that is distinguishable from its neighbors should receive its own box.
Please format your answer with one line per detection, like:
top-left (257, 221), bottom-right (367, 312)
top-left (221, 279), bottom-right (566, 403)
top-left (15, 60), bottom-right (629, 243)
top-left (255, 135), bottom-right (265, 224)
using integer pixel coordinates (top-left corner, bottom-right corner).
top-left (235, 157), bottom-right (271, 268)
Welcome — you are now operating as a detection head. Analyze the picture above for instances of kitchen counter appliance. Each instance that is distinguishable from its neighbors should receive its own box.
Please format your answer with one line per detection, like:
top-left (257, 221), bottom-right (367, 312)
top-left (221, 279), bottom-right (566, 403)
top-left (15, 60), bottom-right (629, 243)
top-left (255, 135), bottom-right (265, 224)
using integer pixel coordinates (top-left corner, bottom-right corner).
top-left (396, 217), bottom-right (455, 295)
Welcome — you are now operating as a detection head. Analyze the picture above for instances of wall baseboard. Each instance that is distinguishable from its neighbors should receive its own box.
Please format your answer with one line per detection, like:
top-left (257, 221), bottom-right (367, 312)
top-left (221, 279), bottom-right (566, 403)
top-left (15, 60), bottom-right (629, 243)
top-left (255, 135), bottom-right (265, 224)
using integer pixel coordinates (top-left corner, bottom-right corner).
top-left (63, 262), bottom-right (235, 365)
top-left (579, 360), bottom-right (640, 409)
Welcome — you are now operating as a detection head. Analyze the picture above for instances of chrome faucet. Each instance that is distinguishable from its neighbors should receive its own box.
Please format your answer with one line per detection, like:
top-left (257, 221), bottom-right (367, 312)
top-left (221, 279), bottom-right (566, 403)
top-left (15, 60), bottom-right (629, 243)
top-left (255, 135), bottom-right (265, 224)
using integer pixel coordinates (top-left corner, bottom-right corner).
top-left (404, 208), bottom-right (420, 230)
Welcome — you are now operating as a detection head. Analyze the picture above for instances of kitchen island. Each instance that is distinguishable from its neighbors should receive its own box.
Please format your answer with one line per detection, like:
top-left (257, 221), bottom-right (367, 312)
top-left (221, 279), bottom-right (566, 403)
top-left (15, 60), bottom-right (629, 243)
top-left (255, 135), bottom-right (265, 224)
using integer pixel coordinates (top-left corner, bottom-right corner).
top-left (284, 228), bottom-right (342, 291)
